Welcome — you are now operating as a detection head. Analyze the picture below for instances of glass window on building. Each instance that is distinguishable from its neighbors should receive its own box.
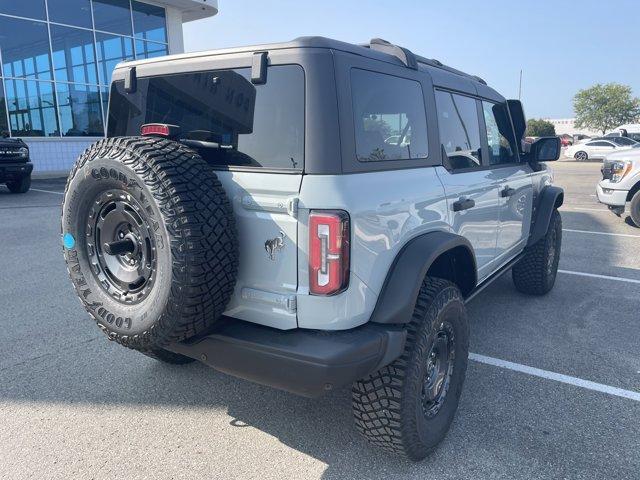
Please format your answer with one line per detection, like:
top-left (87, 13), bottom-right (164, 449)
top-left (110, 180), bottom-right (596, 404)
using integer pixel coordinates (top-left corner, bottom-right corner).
top-left (96, 33), bottom-right (134, 85)
top-left (4, 78), bottom-right (59, 137)
top-left (0, 81), bottom-right (9, 137)
top-left (0, 0), bottom-right (46, 20)
top-left (47, 0), bottom-right (93, 29)
top-left (0, 16), bottom-right (52, 80)
top-left (132, 1), bottom-right (167, 43)
top-left (57, 83), bottom-right (104, 136)
top-left (92, 0), bottom-right (133, 36)
top-left (50, 25), bottom-right (99, 85)
top-left (135, 40), bottom-right (168, 59)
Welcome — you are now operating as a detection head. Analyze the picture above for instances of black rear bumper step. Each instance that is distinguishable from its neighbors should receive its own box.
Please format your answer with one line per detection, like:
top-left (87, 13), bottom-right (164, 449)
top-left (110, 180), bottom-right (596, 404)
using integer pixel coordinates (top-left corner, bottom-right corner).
top-left (166, 318), bottom-right (406, 398)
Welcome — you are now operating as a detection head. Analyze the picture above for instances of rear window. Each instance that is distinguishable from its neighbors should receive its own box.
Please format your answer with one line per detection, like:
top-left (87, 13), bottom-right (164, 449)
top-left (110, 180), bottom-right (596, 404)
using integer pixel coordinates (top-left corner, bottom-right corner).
top-left (108, 65), bottom-right (304, 170)
top-left (351, 69), bottom-right (428, 162)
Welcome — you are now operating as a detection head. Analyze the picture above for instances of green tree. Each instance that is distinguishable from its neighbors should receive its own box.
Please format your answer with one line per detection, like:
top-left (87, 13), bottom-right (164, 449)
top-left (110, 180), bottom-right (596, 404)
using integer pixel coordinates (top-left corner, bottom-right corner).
top-left (526, 119), bottom-right (556, 137)
top-left (573, 83), bottom-right (640, 134)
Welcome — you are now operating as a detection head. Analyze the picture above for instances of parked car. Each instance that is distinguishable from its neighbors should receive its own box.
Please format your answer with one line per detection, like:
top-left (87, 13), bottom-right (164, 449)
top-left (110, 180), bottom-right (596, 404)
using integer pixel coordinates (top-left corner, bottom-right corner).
top-left (565, 138), bottom-right (632, 161)
top-left (559, 136), bottom-right (571, 147)
top-left (605, 124), bottom-right (640, 142)
top-left (60, 36), bottom-right (563, 461)
top-left (597, 143), bottom-right (640, 226)
top-left (0, 136), bottom-right (32, 193)
top-left (573, 134), bottom-right (592, 143)
top-left (590, 136), bottom-right (638, 147)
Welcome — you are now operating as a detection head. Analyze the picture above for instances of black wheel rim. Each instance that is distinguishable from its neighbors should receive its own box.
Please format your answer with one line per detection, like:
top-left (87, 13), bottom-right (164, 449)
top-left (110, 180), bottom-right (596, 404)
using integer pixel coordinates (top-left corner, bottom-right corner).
top-left (86, 190), bottom-right (157, 304)
top-left (421, 321), bottom-right (456, 418)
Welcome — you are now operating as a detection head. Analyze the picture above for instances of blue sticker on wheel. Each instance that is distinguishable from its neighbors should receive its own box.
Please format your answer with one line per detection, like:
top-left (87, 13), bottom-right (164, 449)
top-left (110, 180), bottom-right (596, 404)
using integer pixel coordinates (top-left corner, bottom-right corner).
top-left (63, 233), bottom-right (75, 249)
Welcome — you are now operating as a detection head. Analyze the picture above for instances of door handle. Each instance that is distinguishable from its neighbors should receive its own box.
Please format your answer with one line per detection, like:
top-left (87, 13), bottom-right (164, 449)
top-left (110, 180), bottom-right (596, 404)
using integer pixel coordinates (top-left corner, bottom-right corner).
top-left (501, 187), bottom-right (516, 198)
top-left (452, 198), bottom-right (476, 212)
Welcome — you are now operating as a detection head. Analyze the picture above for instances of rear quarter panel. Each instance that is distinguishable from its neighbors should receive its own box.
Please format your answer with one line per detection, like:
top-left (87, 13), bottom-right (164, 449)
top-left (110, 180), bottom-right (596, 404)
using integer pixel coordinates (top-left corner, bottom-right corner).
top-left (297, 167), bottom-right (449, 329)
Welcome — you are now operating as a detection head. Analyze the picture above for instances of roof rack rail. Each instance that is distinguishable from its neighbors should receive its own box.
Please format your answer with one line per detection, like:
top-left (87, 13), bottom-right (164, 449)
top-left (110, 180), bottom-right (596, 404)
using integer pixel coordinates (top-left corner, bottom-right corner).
top-left (364, 38), bottom-right (487, 85)
top-left (368, 38), bottom-right (418, 70)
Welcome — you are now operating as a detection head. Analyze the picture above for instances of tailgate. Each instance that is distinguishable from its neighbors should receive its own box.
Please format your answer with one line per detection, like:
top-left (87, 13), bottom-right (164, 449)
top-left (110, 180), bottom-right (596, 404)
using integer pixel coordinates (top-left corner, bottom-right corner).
top-left (218, 171), bottom-right (302, 329)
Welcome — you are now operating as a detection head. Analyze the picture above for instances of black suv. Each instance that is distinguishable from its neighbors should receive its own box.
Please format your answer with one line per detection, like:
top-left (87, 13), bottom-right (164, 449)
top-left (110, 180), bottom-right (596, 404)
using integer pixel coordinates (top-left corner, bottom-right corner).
top-left (0, 136), bottom-right (32, 193)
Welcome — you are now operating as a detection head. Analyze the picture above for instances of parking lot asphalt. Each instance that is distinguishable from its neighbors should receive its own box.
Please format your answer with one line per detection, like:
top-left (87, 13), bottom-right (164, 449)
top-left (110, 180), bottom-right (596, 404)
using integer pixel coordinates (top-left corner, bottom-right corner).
top-left (1, 163), bottom-right (639, 479)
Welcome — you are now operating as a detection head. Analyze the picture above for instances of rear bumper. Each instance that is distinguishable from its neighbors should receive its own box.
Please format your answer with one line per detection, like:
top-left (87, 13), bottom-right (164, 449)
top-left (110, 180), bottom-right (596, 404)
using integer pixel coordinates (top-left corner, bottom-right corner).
top-left (596, 181), bottom-right (628, 207)
top-left (166, 317), bottom-right (407, 398)
top-left (0, 161), bottom-right (32, 181)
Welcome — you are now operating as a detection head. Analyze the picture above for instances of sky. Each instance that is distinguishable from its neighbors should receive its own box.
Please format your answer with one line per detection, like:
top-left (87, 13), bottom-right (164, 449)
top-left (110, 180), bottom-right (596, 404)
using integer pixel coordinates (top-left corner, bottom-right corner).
top-left (184, 0), bottom-right (640, 119)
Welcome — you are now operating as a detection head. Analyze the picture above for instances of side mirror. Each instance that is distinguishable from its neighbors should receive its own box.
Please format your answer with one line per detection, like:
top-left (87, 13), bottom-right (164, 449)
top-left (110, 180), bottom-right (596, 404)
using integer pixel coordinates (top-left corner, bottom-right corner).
top-left (526, 136), bottom-right (561, 162)
top-left (507, 99), bottom-right (527, 150)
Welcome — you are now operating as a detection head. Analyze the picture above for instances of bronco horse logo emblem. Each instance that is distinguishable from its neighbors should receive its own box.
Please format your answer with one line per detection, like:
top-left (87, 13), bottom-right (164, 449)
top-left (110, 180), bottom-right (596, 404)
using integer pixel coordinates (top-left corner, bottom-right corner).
top-left (265, 231), bottom-right (286, 260)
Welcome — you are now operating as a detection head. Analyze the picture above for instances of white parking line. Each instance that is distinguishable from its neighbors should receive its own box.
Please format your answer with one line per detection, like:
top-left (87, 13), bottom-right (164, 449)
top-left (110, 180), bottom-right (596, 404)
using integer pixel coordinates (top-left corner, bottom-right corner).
top-left (559, 269), bottom-right (640, 284)
top-left (560, 206), bottom-right (609, 213)
top-left (563, 228), bottom-right (640, 239)
top-left (31, 188), bottom-right (64, 195)
top-left (469, 353), bottom-right (640, 402)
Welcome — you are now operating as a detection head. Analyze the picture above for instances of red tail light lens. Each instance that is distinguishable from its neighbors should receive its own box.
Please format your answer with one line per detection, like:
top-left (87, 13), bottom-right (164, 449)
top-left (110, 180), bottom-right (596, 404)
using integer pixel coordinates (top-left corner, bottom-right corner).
top-left (140, 123), bottom-right (180, 137)
top-left (309, 210), bottom-right (350, 296)
top-left (141, 123), bottom-right (170, 136)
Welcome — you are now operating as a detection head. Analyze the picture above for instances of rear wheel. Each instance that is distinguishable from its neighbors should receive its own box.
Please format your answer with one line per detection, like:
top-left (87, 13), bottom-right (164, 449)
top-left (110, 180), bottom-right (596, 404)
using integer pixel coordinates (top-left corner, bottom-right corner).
top-left (61, 137), bottom-right (239, 351)
top-left (629, 191), bottom-right (640, 228)
top-left (6, 175), bottom-right (31, 193)
top-left (352, 277), bottom-right (469, 461)
top-left (574, 151), bottom-right (588, 161)
top-left (512, 209), bottom-right (562, 295)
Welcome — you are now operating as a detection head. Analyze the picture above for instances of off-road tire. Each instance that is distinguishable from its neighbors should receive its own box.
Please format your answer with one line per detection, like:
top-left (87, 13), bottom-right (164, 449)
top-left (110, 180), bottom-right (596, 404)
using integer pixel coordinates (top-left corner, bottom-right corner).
top-left (629, 190), bottom-right (640, 228)
top-left (512, 209), bottom-right (562, 295)
top-left (140, 347), bottom-right (196, 365)
top-left (352, 277), bottom-right (469, 461)
top-left (6, 175), bottom-right (31, 193)
top-left (61, 137), bottom-right (239, 351)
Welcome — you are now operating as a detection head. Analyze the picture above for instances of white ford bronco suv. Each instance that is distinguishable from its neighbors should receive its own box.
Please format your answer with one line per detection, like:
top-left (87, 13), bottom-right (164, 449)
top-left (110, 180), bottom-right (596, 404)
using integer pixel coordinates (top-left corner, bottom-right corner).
top-left (61, 37), bottom-right (563, 460)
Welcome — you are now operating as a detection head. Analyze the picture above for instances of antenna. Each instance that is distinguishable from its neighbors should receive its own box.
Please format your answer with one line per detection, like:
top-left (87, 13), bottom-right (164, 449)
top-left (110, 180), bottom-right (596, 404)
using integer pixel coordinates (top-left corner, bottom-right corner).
top-left (518, 69), bottom-right (523, 100)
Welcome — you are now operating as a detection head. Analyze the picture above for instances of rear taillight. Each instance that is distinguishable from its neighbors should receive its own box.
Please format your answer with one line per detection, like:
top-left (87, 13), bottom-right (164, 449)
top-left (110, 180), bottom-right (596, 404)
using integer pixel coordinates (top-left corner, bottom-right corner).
top-left (309, 210), bottom-right (350, 296)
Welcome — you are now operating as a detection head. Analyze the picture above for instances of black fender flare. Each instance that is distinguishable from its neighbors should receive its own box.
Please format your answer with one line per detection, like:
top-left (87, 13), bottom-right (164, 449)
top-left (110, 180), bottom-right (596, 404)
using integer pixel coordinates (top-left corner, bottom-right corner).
top-left (369, 231), bottom-right (477, 325)
top-left (528, 186), bottom-right (564, 246)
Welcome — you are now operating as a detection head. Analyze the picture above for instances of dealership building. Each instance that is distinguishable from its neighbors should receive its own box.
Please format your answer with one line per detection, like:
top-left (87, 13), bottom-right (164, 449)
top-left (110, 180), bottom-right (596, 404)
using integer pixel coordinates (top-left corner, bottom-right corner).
top-left (0, 0), bottom-right (217, 173)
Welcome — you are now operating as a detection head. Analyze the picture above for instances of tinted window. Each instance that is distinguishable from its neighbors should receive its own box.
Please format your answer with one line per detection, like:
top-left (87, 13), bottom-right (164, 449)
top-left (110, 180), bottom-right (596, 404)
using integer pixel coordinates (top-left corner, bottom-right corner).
top-left (47, 0), bottom-right (93, 28)
top-left (482, 101), bottom-right (518, 165)
top-left (50, 25), bottom-right (99, 85)
top-left (92, 0), bottom-right (133, 36)
top-left (4, 78), bottom-right (59, 136)
top-left (351, 69), bottom-right (428, 162)
top-left (0, 1), bottom-right (46, 20)
top-left (589, 141), bottom-right (613, 147)
top-left (57, 83), bottom-right (104, 136)
top-left (96, 33), bottom-right (134, 84)
top-left (0, 16), bottom-right (52, 80)
top-left (132, 1), bottom-right (167, 43)
top-left (435, 91), bottom-right (482, 170)
top-left (108, 65), bottom-right (305, 170)
top-left (612, 137), bottom-right (636, 146)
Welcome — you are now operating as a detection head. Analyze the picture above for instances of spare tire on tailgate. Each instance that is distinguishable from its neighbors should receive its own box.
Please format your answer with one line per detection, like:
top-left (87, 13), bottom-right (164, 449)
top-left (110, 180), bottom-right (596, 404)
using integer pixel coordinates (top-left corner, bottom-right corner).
top-left (61, 137), bottom-right (239, 351)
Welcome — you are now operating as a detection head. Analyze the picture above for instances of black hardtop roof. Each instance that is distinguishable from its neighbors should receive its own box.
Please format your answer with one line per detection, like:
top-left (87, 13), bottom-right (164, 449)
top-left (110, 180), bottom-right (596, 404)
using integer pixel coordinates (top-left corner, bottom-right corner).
top-left (123, 36), bottom-right (493, 90)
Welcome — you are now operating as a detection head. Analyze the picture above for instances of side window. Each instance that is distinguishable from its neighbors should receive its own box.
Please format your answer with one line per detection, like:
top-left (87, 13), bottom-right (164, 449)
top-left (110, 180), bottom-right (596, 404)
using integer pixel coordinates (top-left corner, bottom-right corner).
top-left (435, 90), bottom-right (482, 170)
top-left (481, 101), bottom-right (519, 165)
top-left (351, 69), bottom-right (428, 162)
